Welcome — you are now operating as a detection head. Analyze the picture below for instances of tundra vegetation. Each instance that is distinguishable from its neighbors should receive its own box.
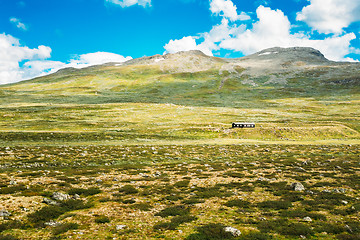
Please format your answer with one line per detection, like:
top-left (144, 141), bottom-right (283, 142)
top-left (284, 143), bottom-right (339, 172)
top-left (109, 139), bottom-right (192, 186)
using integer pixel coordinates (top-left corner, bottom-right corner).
top-left (0, 48), bottom-right (359, 239)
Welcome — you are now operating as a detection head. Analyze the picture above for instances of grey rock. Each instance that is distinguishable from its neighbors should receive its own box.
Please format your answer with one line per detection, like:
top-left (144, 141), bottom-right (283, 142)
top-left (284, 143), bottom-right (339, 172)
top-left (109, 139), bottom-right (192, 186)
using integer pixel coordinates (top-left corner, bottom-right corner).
top-left (224, 226), bottom-right (241, 237)
top-left (9, 180), bottom-right (17, 185)
top-left (116, 225), bottom-right (127, 230)
top-left (73, 194), bottom-right (80, 200)
top-left (295, 167), bottom-right (306, 172)
top-left (291, 182), bottom-right (305, 191)
top-left (52, 192), bottom-right (71, 201)
top-left (44, 220), bottom-right (61, 227)
top-left (257, 177), bottom-right (268, 182)
top-left (0, 210), bottom-right (11, 217)
top-left (43, 197), bottom-right (59, 205)
top-left (303, 217), bottom-right (312, 222)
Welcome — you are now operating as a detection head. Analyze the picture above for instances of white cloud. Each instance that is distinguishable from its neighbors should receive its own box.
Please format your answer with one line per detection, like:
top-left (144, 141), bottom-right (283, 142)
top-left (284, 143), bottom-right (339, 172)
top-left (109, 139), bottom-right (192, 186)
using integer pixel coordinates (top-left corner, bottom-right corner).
top-left (67, 52), bottom-right (132, 68)
top-left (0, 33), bottom-right (51, 84)
top-left (164, 36), bottom-right (200, 54)
top-left (296, 0), bottom-right (360, 34)
top-left (105, 0), bottom-right (151, 8)
top-left (9, 17), bottom-right (28, 31)
top-left (219, 6), bottom-right (356, 61)
top-left (22, 60), bottom-right (66, 79)
top-left (164, 4), bottom-right (358, 61)
top-left (210, 0), bottom-right (250, 21)
top-left (0, 33), bottom-right (132, 85)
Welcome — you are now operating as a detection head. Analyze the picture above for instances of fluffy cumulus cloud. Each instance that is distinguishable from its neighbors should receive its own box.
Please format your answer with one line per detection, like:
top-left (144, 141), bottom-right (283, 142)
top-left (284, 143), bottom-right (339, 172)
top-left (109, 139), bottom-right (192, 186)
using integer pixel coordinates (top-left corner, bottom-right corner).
top-left (106, 0), bottom-right (151, 8)
top-left (220, 6), bottom-right (356, 61)
top-left (0, 33), bottom-right (51, 84)
top-left (164, 36), bottom-right (199, 54)
top-left (164, 0), bottom-right (359, 61)
top-left (9, 17), bottom-right (28, 31)
top-left (67, 52), bottom-right (132, 68)
top-left (210, 0), bottom-right (250, 21)
top-left (0, 34), bottom-right (132, 84)
top-left (296, 0), bottom-right (360, 34)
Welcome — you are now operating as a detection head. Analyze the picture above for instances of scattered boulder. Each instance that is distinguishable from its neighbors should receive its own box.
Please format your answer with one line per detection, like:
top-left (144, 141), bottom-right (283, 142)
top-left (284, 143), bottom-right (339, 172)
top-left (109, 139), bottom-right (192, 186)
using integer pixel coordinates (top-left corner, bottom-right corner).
top-left (116, 225), bottom-right (127, 230)
top-left (0, 210), bottom-right (11, 217)
top-left (291, 182), bottom-right (305, 191)
top-left (73, 194), bottom-right (80, 200)
top-left (303, 217), bottom-right (312, 222)
top-left (43, 197), bottom-right (59, 205)
top-left (333, 188), bottom-right (346, 193)
top-left (257, 177), bottom-right (268, 182)
top-left (44, 220), bottom-right (61, 227)
top-left (52, 192), bottom-right (71, 201)
top-left (9, 180), bottom-right (17, 185)
top-left (224, 226), bottom-right (241, 237)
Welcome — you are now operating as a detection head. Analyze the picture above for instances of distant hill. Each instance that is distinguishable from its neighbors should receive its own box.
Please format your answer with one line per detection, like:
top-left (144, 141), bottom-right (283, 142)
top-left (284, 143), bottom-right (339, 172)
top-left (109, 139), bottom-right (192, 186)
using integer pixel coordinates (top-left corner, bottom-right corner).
top-left (0, 47), bottom-right (359, 144)
top-left (1, 47), bottom-right (357, 108)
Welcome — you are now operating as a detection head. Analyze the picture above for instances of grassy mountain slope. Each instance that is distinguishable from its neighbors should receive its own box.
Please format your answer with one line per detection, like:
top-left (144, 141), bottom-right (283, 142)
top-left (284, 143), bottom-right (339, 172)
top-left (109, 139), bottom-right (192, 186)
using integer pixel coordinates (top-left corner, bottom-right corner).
top-left (0, 47), bottom-right (359, 145)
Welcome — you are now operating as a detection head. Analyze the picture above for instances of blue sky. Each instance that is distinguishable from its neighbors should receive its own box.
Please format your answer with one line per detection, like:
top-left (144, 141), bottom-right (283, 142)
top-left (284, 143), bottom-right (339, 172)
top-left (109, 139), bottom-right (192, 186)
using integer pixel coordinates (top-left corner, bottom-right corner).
top-left (0, 0), bottom-right (359, 84)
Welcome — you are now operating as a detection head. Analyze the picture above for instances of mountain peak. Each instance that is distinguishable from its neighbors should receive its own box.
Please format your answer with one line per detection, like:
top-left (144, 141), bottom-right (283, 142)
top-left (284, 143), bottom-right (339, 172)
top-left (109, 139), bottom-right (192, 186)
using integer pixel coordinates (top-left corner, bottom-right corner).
top-left (242, 46), bottom-right (329, 63)
top-left (166, 50), bottom-right (207, 57)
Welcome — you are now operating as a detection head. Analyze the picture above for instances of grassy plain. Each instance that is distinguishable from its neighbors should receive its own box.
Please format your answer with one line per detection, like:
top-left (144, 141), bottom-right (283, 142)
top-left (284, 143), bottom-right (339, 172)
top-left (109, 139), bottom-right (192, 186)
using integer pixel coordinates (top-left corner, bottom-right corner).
top-left (0, 60), bottom-right (359, 239)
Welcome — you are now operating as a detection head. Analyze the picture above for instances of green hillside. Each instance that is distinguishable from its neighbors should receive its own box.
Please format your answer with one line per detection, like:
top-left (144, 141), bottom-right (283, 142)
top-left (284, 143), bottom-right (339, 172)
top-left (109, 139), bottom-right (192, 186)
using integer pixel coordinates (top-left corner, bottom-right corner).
top-left (0, 48), bottom-right (359, 145)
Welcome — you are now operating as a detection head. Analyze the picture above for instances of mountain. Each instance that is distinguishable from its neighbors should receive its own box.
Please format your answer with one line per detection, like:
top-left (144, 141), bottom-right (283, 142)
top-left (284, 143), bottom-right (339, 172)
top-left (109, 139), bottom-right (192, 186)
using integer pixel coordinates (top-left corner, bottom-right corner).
top-left (0, 47), bottom-right (359, 144)
top-left (3, 46), bottom-right (357, 106)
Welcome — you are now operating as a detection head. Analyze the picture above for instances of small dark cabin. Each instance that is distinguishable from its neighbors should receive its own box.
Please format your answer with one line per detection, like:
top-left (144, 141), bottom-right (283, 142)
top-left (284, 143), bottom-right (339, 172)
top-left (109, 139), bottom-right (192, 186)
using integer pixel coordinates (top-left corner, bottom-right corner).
top-left (232, 122), bottom-right (255, 128)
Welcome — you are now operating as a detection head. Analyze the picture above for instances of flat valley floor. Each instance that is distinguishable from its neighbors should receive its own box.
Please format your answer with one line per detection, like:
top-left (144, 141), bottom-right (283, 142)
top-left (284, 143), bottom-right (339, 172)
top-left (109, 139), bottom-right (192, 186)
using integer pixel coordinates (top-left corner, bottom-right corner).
top-left (0, 143), bottom-right (359, 240)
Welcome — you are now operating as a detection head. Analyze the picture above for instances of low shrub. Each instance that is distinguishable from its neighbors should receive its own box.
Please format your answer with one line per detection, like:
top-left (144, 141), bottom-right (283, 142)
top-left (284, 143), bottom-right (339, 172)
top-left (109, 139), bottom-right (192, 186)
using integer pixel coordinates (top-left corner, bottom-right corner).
top-left (224, 171), bottom-right (244, 178)
top-left (122, 199), bottom-right (136, 204)
top-left (185, 223), bottom-right (235, 240)
top-left (53, 222), bottom-right (79, 235)
top-left (94, 216), bottom-right (110, 224)
top-left (165, 194), bottom-right (184, 201)
top-left (279, 209), bottom-right (327, 221)
top-left (182, 198), bottom-right (205, 205)
top-left (337, 233), bottom-right (360, 240)
top-left (193, 186), bottom-right (232, 199)
top-left (0, 185), bottom-right (26, 194)
top-left (60, 199), bottom-right (93, 211)
top-left (27, 205), bottom-right (66, 226)
top-left (257, 219), bottom-right (288, 233)
top-left (174, 180), bottom-right (190, 188)
top-left (155, 205), bottom-right (190, 218)
top-left (257, 200), bottom-right (292, 210)
top-left (0, 221), bottom-right (27, 233)
top-left (28, 199), bottom-right (92, 226)
top-left (119, 185), bottom-right (138, 194)
top-left (279, 223), bottom-right (314, 237)
top-left (313, 222), bottom-right (346, 234)
top-left (171, 215), bottom-right (197, 225)
top-left (240, 232), bottom-right (273, 240)
top-left (130, 203), bottom-right (152, 211)
top-left (0, 235), bottom-right (20, 240)
top-left (154, 214), bottom-right (196, 230)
